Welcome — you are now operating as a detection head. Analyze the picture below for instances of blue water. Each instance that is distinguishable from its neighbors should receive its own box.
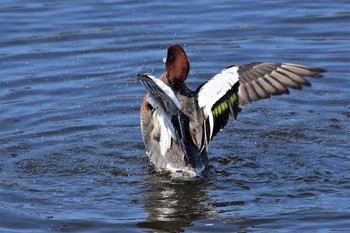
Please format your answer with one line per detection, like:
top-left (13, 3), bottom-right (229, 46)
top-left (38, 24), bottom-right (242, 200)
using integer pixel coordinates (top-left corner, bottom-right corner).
top-left (0, 1), bottom-right (349, 232)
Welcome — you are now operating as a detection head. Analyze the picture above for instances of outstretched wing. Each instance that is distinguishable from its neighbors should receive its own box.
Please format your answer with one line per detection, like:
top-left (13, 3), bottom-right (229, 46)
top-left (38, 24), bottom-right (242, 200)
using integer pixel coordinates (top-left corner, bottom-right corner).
top-left (197, 66), bottom-right (241, 141)
top-left (237, 62), bottom-right (326, 106)
top-left (197, 63), bottom-right (326, 141)
top-left (138, 74), bottom-right (181, 114)
top-left (138, 74), bottom-right (187, 157)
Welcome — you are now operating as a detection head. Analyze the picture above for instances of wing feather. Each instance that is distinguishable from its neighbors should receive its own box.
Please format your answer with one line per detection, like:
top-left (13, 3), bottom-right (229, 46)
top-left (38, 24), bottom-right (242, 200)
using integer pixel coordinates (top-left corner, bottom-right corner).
top-left (251, 80), bottom-right (269, 100)
top-left (281, 64), bottom-right (324, 77)
top-left (246, 82), bottom-right (261, 102)
top-left (277, 68), bottom-right (310, 86)
top-left (237, 62), bottom-right (326, 107)
top-left (256, 77), bottom-right (278, 94)
top-left (138, 74), bottom-right (181, 113)
top-left (195, 62), bottom-right (325, 143)
top-left (138, 74), bottom-right (184, 156)
top-left (270, 70), bottom-right (301, 89)
top-left (197, 65), bottom-right (241, 140)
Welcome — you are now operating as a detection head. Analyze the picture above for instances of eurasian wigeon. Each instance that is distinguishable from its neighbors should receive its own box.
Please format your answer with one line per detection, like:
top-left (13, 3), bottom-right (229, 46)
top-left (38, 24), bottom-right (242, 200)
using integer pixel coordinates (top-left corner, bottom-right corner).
top-left (138, 44), bottom-right (326, 177)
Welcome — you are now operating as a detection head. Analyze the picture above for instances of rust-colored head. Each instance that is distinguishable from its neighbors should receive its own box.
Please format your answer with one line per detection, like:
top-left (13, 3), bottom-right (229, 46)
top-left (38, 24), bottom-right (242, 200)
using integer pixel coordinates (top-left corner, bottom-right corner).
top-left (165, 44), bottom-right (190, 90)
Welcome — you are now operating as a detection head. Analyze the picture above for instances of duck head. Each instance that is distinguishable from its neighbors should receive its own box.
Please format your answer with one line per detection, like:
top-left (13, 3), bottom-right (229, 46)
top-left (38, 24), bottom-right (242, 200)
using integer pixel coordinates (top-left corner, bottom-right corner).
top-left (165, 44), bottom-right (190, 90)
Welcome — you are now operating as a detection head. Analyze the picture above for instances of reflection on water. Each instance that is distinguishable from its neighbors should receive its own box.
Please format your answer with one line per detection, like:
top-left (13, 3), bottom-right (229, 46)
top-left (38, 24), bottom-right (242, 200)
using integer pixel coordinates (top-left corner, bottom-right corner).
top-left (138, 176), bottom-right (213, 232)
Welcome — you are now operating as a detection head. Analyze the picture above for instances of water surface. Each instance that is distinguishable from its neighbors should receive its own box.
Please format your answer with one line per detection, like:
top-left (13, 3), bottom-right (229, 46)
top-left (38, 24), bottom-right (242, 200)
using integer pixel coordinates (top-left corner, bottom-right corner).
top-left (0, 1), bottom-right (349, 232)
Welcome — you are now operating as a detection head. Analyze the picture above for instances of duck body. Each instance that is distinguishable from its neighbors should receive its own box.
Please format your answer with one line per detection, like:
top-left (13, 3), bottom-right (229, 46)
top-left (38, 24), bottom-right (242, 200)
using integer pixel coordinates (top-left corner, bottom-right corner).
top-left (140, 83), bottom-right (207, 176)
top-left (138, 44), bottom-right (326, 177)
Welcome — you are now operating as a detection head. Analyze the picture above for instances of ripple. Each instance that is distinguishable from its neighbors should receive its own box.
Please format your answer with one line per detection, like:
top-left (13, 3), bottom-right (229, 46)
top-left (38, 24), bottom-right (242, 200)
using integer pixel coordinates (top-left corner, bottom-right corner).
top-left (0, 0), bottom-right (349, 232)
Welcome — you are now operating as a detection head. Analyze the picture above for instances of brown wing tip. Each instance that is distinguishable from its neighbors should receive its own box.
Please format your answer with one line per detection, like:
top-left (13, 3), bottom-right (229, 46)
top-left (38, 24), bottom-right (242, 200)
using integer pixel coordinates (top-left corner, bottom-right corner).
top-left (315, 67), bottom-right (327, 73)
top-left (309, 67), bottom-right (327, 78)
top-left (283, 63), bottom-right (327, 78)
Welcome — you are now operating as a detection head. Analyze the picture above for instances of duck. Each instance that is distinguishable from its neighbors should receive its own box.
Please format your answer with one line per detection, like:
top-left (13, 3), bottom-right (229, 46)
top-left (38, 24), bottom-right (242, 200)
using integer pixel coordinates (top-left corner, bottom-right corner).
top-left (138, 43), bottom-right (326, 177)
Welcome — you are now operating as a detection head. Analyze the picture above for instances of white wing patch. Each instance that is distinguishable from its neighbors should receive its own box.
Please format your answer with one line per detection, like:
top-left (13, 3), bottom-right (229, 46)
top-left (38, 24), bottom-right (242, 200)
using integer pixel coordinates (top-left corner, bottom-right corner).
top-left (145, 74), bottom-right (182, 110)
top-left (145, 75), bottom-right (181, 156)
top-left (151, 101), bottom-right (176, 155)
top-left (197, 65), bottom-right (239, 138)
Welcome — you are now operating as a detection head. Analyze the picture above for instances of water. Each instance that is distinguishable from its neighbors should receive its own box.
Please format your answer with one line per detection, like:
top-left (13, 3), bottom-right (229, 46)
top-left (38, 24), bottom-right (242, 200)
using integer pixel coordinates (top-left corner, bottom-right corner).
top-left (0, 0), bottom-right (349, 232)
